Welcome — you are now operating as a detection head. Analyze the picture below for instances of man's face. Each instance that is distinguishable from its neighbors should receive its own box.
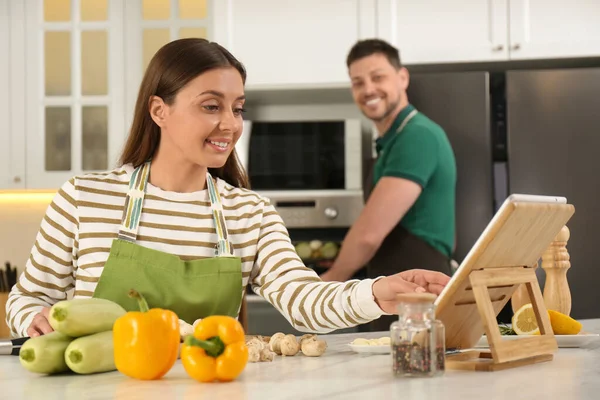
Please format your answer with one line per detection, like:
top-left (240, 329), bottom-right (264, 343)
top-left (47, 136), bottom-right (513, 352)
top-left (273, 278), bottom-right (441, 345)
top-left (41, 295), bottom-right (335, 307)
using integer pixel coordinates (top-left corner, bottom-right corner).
top-left (348, 53), bottom-right (408, 123)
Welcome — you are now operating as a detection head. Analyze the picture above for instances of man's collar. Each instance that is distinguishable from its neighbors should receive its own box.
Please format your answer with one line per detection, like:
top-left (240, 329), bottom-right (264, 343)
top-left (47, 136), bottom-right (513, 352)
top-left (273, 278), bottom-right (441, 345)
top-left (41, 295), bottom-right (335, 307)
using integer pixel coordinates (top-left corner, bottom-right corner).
top-left (375, 104), bottom-right (416, 153)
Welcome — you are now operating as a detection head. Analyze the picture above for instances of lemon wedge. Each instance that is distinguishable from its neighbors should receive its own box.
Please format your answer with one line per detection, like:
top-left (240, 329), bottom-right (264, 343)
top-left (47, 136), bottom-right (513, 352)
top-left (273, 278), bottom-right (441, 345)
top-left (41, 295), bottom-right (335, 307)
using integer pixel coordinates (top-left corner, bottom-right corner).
top-left (512, 303), bottom-right (540, 335)
top-left (548, 310), bottom-right (582, 335)
top-left (510, 304), bottom-right (584, 335)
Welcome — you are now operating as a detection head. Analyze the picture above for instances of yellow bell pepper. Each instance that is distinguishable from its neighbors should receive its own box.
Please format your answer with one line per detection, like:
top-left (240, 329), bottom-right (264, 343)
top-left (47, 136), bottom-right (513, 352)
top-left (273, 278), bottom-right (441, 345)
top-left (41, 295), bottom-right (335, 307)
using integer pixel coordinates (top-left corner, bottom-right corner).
top-left (113, 289), bottom-right (180, 380)
top-left (181, 315), bottom-right (249, 383)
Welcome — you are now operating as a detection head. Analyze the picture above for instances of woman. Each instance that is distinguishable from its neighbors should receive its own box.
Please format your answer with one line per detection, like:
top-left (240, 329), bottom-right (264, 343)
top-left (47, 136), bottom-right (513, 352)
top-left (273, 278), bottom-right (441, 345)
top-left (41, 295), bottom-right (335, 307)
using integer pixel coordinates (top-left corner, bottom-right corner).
top-left (6, 38), bottom-right (450, 338)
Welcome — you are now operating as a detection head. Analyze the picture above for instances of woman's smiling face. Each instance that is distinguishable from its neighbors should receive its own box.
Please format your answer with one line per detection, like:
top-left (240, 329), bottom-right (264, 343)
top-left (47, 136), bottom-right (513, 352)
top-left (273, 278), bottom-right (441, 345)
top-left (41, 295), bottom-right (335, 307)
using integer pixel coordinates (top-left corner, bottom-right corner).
top-left (149, 66), bottom-right (246, 169)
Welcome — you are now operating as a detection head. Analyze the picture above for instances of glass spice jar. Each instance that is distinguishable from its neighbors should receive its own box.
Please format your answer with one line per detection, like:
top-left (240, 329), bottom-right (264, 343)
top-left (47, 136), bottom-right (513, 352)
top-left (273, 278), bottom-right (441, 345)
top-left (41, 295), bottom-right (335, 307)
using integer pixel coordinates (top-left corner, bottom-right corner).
top-left (390, 293), bottom-right (445, 377)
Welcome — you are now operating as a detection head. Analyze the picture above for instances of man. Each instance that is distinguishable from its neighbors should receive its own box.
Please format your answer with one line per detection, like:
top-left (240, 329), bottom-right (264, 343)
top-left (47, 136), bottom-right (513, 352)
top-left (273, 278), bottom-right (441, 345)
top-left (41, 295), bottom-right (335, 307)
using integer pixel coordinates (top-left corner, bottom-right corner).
top-left (320, 39), bottom-right (456, 331)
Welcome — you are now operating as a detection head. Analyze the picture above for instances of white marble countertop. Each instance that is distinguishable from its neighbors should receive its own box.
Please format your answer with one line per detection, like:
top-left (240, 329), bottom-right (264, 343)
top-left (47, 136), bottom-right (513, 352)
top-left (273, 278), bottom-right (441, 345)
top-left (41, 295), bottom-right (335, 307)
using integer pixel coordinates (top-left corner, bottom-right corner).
top-left (1, 319), bottom-right (599, 400)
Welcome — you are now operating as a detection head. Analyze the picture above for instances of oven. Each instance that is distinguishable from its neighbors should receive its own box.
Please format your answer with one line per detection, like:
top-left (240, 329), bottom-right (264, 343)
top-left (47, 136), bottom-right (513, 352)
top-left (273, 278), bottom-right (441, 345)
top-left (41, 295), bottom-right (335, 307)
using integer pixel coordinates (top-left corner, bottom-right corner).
top-left (235, 118), bottom-right (365, 228)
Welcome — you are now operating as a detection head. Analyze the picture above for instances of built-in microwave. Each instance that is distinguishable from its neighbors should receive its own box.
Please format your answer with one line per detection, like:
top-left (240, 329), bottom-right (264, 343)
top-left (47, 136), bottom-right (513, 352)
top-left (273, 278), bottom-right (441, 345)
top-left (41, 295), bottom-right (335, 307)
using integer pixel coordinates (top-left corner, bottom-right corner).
top-left (235, 119), bottom-right (365, 228)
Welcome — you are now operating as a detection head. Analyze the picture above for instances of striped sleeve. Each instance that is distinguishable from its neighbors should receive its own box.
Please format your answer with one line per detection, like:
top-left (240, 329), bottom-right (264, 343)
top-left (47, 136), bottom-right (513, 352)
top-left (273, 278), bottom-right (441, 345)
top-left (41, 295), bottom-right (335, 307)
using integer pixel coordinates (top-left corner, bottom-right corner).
top-left (250, 202), bottom-right (384, 333)
top-left (5, 179), bottom-right (79, 337)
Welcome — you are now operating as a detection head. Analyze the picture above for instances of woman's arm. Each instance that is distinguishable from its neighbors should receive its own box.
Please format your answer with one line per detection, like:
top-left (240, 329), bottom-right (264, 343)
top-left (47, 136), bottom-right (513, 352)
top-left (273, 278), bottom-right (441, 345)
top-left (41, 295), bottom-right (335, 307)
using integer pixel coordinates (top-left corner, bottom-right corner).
top-left (5, 179), bottom-right (79, 337)
top-left (249, 202), bottom-right (385, 333)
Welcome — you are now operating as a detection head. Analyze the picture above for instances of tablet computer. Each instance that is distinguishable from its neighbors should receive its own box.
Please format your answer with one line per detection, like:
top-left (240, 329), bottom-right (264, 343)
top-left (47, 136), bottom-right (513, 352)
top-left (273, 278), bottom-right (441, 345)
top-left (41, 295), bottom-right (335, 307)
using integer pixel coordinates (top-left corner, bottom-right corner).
top-left (434, 194), bottom-right (574, 350)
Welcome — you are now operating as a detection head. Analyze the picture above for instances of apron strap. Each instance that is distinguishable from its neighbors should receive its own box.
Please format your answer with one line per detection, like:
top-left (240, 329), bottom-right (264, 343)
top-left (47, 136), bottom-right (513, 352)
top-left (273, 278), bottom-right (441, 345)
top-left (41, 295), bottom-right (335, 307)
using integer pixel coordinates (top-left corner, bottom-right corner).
top-left (118, 161), bottom-right (151, 242)
top-left (206, 172), bottom-right (234, 257)
top-left (117, 162), bottom-right (233, 256)
top-left (379, 110), bottom-right (418, 158)
top-left (395, 109), bottom-right (418, 135)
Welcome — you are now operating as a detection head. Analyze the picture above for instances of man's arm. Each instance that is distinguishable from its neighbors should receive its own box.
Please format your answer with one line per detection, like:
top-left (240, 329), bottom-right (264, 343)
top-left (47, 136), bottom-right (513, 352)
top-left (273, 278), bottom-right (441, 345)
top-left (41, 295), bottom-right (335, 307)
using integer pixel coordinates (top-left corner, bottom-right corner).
top-left (320, 176), bottom-right (421, 282)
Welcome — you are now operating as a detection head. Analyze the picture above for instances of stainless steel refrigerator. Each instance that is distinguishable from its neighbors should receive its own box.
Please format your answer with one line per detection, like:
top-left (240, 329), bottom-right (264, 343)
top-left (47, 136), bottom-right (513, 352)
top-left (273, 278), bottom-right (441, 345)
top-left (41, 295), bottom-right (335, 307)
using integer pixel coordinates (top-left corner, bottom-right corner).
top-left (407, 67), bottom-right (600, 320)
top-left (506, 68), bottom-right (600, 320)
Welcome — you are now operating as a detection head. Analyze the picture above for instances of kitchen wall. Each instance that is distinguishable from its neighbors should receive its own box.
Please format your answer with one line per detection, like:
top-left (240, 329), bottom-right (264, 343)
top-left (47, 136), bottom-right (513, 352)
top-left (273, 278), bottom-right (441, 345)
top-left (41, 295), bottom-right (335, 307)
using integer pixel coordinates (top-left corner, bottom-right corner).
top-left (0, 192), bottom-right (56, 276)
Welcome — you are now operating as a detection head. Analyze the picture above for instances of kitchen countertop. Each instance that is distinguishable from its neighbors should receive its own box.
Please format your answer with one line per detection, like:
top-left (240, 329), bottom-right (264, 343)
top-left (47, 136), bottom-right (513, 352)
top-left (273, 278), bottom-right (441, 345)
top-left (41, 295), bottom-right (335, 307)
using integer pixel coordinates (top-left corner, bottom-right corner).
top-left (1, 319), bottom-right (599, 400)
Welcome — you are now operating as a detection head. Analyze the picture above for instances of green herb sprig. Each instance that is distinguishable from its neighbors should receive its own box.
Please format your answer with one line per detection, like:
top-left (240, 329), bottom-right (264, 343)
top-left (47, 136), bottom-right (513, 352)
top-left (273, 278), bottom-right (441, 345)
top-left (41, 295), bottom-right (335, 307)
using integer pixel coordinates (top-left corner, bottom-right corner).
top-left (499, 323), bottom-right (516, 336)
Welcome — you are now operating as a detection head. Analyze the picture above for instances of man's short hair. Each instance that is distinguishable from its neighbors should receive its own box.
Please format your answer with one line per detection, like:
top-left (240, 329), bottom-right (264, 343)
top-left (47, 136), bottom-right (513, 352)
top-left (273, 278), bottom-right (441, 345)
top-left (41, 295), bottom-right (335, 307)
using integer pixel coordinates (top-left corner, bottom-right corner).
top-left (346, 39), bottom-right (402, 70)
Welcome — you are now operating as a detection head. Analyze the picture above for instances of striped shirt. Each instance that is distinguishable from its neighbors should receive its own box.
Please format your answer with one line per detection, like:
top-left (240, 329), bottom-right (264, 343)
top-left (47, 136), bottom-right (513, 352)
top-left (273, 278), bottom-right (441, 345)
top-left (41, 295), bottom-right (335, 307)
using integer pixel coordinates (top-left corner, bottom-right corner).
top-left (6, 164), bottom-right (384, 337)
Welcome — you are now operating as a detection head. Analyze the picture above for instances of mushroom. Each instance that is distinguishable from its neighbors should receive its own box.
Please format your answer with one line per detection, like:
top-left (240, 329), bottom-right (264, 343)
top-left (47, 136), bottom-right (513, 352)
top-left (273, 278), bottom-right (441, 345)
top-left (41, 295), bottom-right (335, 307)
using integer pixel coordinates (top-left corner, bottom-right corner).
top-left (258, 335), bottom-right (271, 344)
top-left (248, 344), bottom-right (261, 362)
top-left (280, 334), bottom-right (300, 356)
top-left (299, 334), bottom-right (316, 347)
top-left (179, 319), bottom-right (194, 340)
top-left (247, 337), bottom-right (266, 350)
top-left (259, 348), bottom-right (275, 362)
top-left (300, 335), bottom-right (327, 357)
top-left (246, 337), bottom-right (275, 362)
top-left (269, 332), bottom-right (286, 355)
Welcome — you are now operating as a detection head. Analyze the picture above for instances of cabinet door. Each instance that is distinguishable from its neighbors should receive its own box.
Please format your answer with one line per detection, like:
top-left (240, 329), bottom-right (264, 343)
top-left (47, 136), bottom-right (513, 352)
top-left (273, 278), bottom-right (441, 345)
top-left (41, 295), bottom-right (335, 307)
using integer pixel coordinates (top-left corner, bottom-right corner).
top-left (0, 0), bottom-right (25, 189)
top-left (24, 0), bottom-right (125, 189)
top-left (509, 0), bottom-right (600, 60)
top-left (213, 0), bottom-right (377, 88)
top-left (124, 0), bottom-right (212, 132)
top-left (0, 0), bottom-right (13, 188)
top-left (377, 0), bottom-right (509, 64)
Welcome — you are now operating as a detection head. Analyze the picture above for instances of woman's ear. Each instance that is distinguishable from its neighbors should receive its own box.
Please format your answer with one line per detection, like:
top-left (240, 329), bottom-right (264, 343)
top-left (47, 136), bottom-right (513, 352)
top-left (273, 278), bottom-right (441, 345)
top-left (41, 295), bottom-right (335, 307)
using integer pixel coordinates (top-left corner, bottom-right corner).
top-left (149, 95), bottom-right (168, 127)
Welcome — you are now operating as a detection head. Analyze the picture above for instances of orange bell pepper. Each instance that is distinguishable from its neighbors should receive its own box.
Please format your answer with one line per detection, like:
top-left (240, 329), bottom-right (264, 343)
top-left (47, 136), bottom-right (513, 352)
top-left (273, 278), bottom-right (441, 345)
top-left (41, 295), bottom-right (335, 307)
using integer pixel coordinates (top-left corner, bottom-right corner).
top-left (113, 289), bottom-right (180, 380)
top-left (181, 315), bottom-right (249, 383)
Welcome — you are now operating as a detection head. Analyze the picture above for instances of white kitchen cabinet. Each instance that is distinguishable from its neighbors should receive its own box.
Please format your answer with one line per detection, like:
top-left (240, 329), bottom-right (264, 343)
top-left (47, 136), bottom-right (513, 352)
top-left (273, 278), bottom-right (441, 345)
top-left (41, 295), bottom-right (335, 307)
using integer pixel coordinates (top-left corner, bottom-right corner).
top-left (508, 0), bottom-right (600, 60)
top-left (0, 0), bottom-right (25, 190)
top-left (23, 0), bottom-right (126, 189)
top-left (378, 0), bottom-right (600, 64)
top-left (123, 0), bottom-right (212, 136)
top-left (0, 0), bottom-right (12, 188)
top-left (3, 0), bottom-right (213, 190)
top-left (376, 0), bottom-right (509, 65)
top-left (212, 0), bottom-right (377, 88)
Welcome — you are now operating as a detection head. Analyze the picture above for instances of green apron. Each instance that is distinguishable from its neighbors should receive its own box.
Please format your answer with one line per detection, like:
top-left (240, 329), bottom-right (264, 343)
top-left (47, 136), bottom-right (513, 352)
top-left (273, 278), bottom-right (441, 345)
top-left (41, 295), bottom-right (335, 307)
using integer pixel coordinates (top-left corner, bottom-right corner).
top-left (92, 161), bottom-right (243, 324)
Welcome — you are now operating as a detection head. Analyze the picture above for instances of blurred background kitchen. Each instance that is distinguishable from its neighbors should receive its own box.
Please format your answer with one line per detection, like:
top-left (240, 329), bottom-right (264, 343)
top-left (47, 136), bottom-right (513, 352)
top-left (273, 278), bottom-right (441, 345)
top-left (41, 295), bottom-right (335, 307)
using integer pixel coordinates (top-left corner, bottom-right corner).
top-left (1, 0), bottom-right (600, 337)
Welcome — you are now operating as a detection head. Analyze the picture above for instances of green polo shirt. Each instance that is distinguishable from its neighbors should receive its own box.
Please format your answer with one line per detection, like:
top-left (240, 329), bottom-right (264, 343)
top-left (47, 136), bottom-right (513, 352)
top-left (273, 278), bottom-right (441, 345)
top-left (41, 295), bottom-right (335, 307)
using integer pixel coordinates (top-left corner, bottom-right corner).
top-left (373, 104), bottom-right (456, 258)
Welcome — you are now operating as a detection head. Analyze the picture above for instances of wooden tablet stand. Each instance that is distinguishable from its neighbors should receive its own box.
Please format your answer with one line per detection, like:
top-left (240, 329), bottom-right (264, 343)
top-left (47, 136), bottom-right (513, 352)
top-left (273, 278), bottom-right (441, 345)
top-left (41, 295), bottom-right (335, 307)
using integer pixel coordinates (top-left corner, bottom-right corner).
top-left (445, 266), bottom-right (556, 371)
top-left (436, 200), bottom-right (575, 372)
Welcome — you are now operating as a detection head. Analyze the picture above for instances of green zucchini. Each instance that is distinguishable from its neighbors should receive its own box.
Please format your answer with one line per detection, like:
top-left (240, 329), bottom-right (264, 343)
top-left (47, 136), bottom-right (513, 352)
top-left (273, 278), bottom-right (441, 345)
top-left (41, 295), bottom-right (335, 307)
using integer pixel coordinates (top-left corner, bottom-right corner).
top-left (49, 298), bottom-right (126, 337)
top-left (65, 330), bottom-right (116, 374)
top-left (19, 331), bottom-right (74, 374)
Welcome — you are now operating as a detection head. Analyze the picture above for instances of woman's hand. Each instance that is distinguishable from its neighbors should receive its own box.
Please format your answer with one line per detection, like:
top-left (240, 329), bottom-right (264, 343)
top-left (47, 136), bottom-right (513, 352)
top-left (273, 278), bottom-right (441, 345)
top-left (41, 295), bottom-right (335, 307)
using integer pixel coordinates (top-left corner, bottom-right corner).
top-left (372, 269), bottom-right (451, 314)
top-left (26, 306), bottom-right (53, 337)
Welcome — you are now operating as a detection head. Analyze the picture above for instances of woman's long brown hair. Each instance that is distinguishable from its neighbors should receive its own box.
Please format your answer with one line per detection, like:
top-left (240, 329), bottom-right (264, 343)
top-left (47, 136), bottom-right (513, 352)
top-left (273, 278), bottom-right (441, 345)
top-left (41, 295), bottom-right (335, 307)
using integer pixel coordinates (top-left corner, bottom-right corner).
top-left (118, 38), bottom-right (250, 189)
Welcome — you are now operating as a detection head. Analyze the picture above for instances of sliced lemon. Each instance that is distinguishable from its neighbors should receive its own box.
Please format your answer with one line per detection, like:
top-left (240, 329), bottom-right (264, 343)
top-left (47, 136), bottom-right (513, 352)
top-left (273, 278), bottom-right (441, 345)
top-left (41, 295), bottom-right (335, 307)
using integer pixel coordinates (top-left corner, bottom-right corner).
top-left (548, 310), bottom-right (583, 335)
top-left (512, 303), bottom-right (540, 335)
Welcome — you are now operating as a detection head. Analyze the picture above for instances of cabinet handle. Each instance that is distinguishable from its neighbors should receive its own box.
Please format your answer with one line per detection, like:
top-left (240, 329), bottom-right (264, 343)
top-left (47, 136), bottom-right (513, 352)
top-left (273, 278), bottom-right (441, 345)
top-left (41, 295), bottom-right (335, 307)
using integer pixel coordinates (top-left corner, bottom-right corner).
top-left (492, 45), bottom-right (504, 51)
top-left (512, 44), bottom-right (521, 50)
top-left (13, 176), bottom-right (21, 183)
